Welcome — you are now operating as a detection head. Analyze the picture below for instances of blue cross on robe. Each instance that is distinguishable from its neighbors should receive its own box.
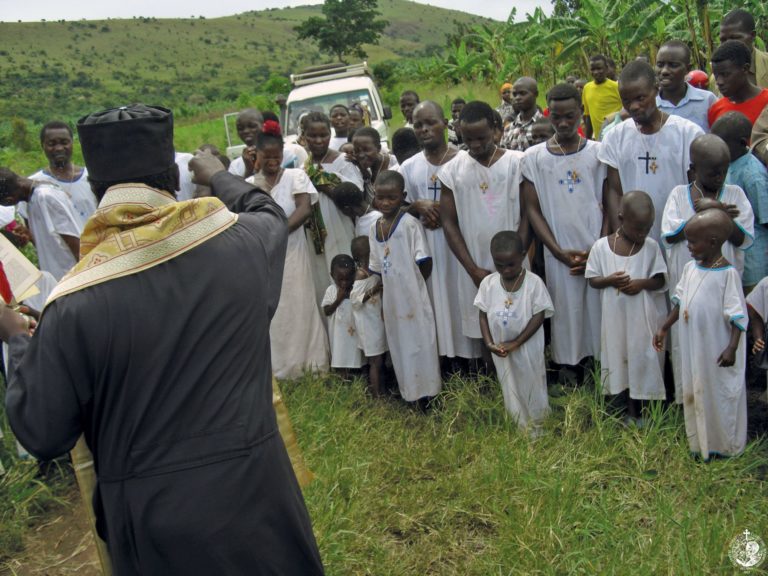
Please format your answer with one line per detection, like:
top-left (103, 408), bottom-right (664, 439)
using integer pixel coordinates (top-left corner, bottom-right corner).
top-left (427, 176), bottom-right (441, 201)
top-left (495, 307), bottom-right (516, 326)
top-left (382, 256), bottom-right (392, 275)
top-left (559, 170), bottom-right (582, 193)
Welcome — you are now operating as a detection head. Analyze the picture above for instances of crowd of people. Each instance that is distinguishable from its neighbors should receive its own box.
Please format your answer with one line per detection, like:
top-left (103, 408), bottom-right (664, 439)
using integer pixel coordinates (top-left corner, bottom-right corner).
top-left (2, 8), bottom-right (768, 466)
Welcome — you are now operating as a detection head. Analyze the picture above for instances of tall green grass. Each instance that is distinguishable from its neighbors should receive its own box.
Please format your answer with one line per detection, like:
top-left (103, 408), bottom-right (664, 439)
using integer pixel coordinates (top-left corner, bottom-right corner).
top-left (283, 374), bottom-right (768, 575)
top-left (0, 377), bottom-right (66, 563)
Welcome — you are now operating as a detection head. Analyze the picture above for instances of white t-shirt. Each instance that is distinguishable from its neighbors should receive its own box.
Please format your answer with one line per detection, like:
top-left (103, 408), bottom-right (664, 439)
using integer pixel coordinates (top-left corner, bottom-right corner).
top-left (28, 168), bottom-right (97, 229)
top-left (27, 183), bottom-right (82, 280)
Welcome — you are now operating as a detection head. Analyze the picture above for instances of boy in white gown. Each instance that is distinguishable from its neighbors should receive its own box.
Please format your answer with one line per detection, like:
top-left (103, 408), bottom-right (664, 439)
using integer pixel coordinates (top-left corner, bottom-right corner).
top-left (586, 192), bottom-right (668, 423)
top-left (474, 231), bottom-right (553, 433)
top-left (661, 135), bottom-right (753, 401)
top-left (600, 60), bottom-right (704, 241)
top-left (654, 209), bottom-right (748, 459)
top-left (369, 171), bottom-right (441, 408)
top-left (439, 101), bottom-right (526, 341)
top-left (401, 101), bottom-right (480, 360)
top-left (522, 83), bottom-right (604, 368)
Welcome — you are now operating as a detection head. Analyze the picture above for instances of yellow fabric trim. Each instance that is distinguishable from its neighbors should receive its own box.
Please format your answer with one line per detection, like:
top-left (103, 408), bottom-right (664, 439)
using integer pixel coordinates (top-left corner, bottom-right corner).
top-left (46, 184), bottom-right (238, 306)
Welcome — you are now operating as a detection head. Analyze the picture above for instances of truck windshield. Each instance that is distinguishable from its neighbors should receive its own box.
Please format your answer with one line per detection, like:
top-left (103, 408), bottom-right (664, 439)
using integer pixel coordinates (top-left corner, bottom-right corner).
top-left (286, 89), bottom-right (378, 134)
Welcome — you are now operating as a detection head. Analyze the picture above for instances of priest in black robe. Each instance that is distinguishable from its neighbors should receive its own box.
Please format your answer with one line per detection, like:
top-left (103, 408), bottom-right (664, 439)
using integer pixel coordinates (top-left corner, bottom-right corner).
top-left (0, 105), bottom-right (324, 575)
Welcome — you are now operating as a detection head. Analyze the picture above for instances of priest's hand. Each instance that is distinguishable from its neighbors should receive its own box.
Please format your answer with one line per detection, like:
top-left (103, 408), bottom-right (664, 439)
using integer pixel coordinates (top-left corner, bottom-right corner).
top-left (190, 149), bottom-right (227, 187)
top-left (0, 305), bottom-right (36, 342)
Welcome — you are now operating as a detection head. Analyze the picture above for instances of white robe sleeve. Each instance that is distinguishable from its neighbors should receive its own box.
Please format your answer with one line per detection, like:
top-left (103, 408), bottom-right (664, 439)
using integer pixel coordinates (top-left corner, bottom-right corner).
top-left (731, 186), bottom-right (755, 251)
top-left (38, 190), bottom-right (81, 238)
top-left (647, 239), bottom-right (669, 291)
top-left (292, 170), bottom-right (319, 205)
top-left (584, 239), bottom-right (604, 279)
top-left (368, 224), bottom-right (381, 275)
top-left (410, 218), bottom-right (431, 263)
top-left (321, 284), bottom-right (337, 307)
top-left (661, 186), bottom-right (688, 248)
top-left (473, 274), bottom-right (492, 313)
top-left (746, 278), bottom-right (768, 321)
top-left (723, 269), bottom-right (747, 331)
top-left (437, 157), bottom-right (457, 191)
top-left (672, 263), bottom-right (691, 307)
top-left (530, 274), bottom-right (555, 318)
top-left (520, 148), bottom-right (536, 183)
top-left (596, 129), bottom-right (619, 169)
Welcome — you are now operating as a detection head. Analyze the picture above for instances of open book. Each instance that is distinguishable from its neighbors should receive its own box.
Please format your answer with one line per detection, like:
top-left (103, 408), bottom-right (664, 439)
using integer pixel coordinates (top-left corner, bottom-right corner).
top-left (0, 234), bottom-right (42, 304)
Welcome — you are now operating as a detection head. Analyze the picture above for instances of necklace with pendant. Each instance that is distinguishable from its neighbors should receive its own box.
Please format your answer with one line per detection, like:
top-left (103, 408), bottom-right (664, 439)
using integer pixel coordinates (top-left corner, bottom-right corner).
top-left (683, 256), bottom-right (725, 322)
top-left (479, 145), bottom-right (497, 194)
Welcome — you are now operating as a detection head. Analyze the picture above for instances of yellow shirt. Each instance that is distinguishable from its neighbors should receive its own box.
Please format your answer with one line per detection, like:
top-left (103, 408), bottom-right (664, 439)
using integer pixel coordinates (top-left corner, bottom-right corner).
top-left (582, 79), bottom-right (622, 139)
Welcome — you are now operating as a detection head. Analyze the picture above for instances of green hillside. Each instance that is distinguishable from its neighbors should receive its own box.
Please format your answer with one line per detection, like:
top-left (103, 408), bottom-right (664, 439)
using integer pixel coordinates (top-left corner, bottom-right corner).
top-left (0, 0), bottom-right (489, 123)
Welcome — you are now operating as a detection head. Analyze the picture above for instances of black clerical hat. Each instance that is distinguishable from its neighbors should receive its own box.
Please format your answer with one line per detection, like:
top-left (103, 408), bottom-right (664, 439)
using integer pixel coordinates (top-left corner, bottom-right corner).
top-left (77, 104), bottom-right (175, 182)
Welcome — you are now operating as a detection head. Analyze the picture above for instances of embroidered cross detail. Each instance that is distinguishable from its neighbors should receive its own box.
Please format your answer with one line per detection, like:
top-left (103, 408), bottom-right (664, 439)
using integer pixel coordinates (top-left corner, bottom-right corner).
top-left (495, 308), bottom-right (516, 326)
top-left (479, 181), bottom-right (489, 193)
top-left (638, 151), bottom-right (657, 175)
top-left (428, 176), bottom-right (441, 201)
top-left (559, 170), bottom-right (582, 193)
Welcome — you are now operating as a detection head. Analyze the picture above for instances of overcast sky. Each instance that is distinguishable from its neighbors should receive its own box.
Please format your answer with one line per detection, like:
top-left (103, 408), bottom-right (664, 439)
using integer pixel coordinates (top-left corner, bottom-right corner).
top-left (0, 0), bottom-right (548, 23)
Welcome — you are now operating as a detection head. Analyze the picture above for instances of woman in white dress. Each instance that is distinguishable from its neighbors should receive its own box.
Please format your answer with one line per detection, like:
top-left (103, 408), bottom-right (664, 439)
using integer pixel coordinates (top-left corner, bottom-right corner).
top-left (248, 120), bottom-right (329, 379)
top-left (302, 111), bottom-right (362, 303)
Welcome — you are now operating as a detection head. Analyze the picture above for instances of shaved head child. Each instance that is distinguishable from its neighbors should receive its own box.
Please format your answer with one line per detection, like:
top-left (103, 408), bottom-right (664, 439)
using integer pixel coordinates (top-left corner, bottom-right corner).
top-left (711, 111), bottom-right (768, 288)
top-left (654, 209), bottom-right (748, 459)
top-left (661, 134), bottom-right (753, 400)
top-left (586, 191), bottom-right (668, 424)
top-left (474, 230), bottom-right (553, 434)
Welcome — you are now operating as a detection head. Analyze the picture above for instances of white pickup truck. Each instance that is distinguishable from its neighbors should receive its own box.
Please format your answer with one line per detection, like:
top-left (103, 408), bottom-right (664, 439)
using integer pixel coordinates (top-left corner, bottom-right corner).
top-left (224, 62), bottom-right (392, 160)
top-left (283, 62), bottom-right (392, 146)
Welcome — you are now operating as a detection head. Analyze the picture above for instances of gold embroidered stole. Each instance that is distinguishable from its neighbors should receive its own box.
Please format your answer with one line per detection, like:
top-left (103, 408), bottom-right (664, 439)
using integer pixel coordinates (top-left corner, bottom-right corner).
top-left (46, 183), bottom-right (238, 306)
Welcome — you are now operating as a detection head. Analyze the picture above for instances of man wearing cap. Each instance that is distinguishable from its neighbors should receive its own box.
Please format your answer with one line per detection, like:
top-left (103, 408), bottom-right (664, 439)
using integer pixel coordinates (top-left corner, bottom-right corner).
top-left (0, 105), bottom-right (324, 575)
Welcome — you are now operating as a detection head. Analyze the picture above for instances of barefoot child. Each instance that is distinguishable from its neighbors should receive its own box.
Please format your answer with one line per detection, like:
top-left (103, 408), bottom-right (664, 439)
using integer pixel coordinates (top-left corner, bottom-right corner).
top-left (654, 209), bottom-right (748, 459)
top-left (369, 170), bottom-right (441, 408)
top-left (474, 231), bottom-right (554, 433)
top-left (661, 134), bottom-right (753, 400)
top-left (322, 254), bottom-right (364, 375)
top-left (350, 236), bottom-right (387, 396)
top-left (586, 191), bottom-right (668, 424)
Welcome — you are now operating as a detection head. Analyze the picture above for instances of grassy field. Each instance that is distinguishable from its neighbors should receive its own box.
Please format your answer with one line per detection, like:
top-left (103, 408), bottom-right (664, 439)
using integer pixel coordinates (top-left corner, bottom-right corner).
top-left (1, 369), bottom-right (766, 573)
top-left (283, 373), bottom-right (768, 575)
top-left (0, 0), bottom-right (489, 124)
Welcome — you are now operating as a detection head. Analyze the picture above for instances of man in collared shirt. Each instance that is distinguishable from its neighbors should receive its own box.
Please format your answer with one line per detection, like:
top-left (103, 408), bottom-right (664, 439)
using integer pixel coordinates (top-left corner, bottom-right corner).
top-left (656, 40), bottom-right (717, 132)
top-left (709, 9), bottom-right (768, 94)
top-left (501, 77), bottom-right (543, 151)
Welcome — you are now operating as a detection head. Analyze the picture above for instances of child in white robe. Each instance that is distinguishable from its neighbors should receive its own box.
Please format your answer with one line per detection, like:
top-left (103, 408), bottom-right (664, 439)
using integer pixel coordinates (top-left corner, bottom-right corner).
top-left (368, 171), bottom-right (441, 409)
top-left (350, 236), bottom-right (387, 396)
top-left (323, 254), bottom-right (364, 373)
top-left (654, 209), bottom-right (748, 459)
top-left (474, 231), bottom-right (554, 434)
top-left (661, 135), bottom-right (754, 402)
top-left (586, 191), bottom-right (668, 424)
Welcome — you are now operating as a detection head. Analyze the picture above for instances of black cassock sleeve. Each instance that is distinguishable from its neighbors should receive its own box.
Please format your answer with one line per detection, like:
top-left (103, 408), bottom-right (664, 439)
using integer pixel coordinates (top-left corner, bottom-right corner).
top-left (5, 320), bottom-right (84, 461)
